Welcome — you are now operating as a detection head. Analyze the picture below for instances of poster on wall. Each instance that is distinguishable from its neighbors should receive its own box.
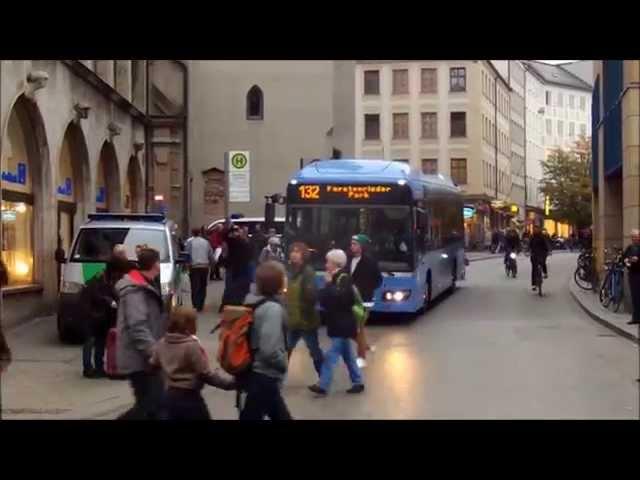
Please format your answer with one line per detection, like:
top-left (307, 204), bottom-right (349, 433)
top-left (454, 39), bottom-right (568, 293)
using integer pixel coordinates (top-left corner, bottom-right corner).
top-left (226, 151), bottom-right (251, 203)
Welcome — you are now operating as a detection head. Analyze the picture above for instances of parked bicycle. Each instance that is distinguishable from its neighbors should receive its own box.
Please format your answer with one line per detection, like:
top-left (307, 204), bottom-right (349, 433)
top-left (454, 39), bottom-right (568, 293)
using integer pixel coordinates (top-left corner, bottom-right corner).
top-left (599, 248), bottom-right (624, 312)
top-left (574, 248), bottom-right (595, 291)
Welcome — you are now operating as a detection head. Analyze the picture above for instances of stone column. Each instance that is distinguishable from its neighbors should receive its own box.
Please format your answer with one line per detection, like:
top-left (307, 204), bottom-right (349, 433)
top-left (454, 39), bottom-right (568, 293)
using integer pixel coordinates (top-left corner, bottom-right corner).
top-left (622, 61), bottom-right (640, 311)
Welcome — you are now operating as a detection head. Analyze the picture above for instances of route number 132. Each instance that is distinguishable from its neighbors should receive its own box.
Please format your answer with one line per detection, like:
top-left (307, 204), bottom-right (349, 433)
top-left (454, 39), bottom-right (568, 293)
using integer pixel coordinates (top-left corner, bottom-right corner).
top-left (299, 185), bottom-right (320, 200)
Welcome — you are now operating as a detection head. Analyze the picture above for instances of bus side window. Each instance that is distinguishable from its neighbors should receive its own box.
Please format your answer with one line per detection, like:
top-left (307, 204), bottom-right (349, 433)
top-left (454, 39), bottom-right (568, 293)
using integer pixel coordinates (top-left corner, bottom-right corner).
top-left (417, 208), bottom-right (432, 252)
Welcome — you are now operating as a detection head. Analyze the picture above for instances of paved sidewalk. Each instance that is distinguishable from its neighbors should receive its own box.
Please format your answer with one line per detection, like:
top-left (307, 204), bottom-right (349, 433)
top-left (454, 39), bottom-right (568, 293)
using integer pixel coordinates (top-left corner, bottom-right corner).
top-left (569, 278), bottom-right (639, 344)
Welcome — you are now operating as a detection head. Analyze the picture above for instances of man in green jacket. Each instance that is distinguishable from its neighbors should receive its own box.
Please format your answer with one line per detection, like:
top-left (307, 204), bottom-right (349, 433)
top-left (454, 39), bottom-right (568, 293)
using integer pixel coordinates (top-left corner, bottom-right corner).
top-left (285, 242), bottom-right (324, 380)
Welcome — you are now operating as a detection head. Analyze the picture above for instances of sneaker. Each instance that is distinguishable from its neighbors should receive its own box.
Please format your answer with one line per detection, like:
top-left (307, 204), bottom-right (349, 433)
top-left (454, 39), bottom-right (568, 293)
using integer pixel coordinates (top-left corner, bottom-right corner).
top-left (308, 384), bottom-right (327, 396)
top-left (346, 384), bottom-right (365, 394)
top-left (93, 369), bottom-right (108, 378)
top-left (356, 357), bottom-right (367, 369)
top-left (543, 274), bottom-right (548, 279)
top-left (83, 369), bottom-right (97, 379)
top-left (532, 286), bottom-right (537, 291)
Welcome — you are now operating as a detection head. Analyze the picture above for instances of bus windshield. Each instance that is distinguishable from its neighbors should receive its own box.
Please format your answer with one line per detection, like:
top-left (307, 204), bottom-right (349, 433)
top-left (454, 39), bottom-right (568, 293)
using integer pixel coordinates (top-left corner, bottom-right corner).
top-left (286, 205), bottom-right (413, 272)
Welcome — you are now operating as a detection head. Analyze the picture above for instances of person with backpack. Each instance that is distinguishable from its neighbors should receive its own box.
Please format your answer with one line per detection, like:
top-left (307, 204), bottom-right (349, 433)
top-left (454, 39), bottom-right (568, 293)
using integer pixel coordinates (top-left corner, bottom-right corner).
top-left (285, 242), bottom-right (324, 380)
top-left (309, 249), bottom-right (364, 396)
top-left (81, 254), bottom-right (131, 378)
top-left (347, 234), bottom-right (382, 367)
top-left (116, 247), bottom-right (169, 420)
top-left (238, 261), bottom-right (292, 420)
top-left (259, 236), bottom-right (285, 265)
top-left (150, 306), bottom-right (236, 420)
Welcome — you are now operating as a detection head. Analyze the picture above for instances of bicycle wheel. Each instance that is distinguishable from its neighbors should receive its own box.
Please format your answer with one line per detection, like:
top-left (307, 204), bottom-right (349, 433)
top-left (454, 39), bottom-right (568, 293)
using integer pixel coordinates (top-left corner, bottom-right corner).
top-left (574, 266), bottom-right (593, 290)
top-left (599, 271), bottom-right (613, 308)
top-left (611, 270), bottom-right (624, 313)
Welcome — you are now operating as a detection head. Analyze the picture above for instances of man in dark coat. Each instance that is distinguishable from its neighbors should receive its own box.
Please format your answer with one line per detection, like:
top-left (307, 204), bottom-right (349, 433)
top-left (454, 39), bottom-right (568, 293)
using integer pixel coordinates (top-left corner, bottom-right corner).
top-left (623, 229), bottom-right (640, 326)
top-left (219, 224), bottom-right (253, 311)
top-left (347, 234), bottom-right (382, 365)
top-left (529, 226), bottom-right (550, 291)
top-left (0, 259), bottom-right (11, 375)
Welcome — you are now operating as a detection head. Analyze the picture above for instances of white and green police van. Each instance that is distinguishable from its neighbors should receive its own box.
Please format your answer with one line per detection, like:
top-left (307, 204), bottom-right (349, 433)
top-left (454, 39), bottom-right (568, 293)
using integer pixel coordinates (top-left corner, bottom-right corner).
top-left (57, 213), bottom-right (187, 343)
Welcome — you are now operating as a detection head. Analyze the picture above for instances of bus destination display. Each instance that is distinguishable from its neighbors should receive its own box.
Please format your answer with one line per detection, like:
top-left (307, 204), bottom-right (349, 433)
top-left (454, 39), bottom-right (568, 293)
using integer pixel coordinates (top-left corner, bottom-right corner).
top-left (289, 183), bottom-right (411, 204)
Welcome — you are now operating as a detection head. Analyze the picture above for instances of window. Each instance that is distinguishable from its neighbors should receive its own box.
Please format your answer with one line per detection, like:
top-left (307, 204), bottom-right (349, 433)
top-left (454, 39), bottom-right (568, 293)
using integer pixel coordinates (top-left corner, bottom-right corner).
top-left (569, 122), bottom-right (575, 137)
top-left (569, 95), bottom-right (575, 109)
top-left (420, 68), bottom-right (437, 94)
top-left (246, 85), bottom-right (264, 120)
top-left (393, 113), bottom-right (409, 139)
top-left (395, 159), bottom-right (409, 164)
top-left (450, 112), bottom-right (466, 137)
top-left (580, 123), bottom-right (586, 136)
top-left (450, 158), bottom-right (467, 185)
top-left (580, 96), bottom-right (586, 111)
top-left (364, 114), bottom-right (380, 140)
top-left (364, 70), bottom-right (380, 95)
top-left (557, 93), bottom-right (563, 108)
top-left (421, 112), bottom-right (438, 139)
top-left (392, 69), bottom-right (409, 95)
top-left (1, 199), bottom-right (34, 286)
top-left (422, 158), bottom-right (438, 174)
top-left (546, 119), bottom-right (552, 136)
top-left (557, 120), bottom-right (564, 137)
top-left (545, 91), bottom-right (552, 106)
top-left (449, 67), bottom-right (466, 92)
top-left (71, 228), bottom-right (170, 263)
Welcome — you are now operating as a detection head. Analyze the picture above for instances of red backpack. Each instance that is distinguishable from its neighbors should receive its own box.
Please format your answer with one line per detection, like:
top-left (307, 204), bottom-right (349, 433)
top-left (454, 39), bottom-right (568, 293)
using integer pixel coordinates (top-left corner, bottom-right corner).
top-left (214, 299), bottom-right (268, 376)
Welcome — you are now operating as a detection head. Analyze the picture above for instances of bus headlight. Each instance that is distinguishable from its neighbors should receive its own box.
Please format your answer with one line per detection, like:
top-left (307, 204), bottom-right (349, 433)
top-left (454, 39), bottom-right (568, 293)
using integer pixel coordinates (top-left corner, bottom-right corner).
top-left (383, 290), bottom-right (411, 302)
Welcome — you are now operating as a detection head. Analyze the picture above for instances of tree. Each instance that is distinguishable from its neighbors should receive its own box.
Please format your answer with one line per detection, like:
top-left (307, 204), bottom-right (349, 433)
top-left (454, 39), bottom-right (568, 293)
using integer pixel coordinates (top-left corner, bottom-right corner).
top-left (540, 143), bottom-right (592, 229)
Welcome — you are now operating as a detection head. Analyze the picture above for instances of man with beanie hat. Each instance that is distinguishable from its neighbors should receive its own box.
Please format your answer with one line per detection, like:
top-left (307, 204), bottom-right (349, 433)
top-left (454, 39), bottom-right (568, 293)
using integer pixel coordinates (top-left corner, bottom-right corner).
top-left (347, 234), bottom-right (382, 367)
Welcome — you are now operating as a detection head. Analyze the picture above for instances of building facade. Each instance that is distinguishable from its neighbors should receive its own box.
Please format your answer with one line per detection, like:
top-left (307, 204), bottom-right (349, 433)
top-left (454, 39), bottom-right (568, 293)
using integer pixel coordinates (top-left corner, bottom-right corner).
top-left (332, 60), bottom-right (513, 249)
top-left (187, 61), bottom-right (334, 227)
top-left (592, 60), bottom-right (639, 285)
top-left (0, 60), bottom-right (151, 327)
top-left (509, 61), bottom-right (526, 224)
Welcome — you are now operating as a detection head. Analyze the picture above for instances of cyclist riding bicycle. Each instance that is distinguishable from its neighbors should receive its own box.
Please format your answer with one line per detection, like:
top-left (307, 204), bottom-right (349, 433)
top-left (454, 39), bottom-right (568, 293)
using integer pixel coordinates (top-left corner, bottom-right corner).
top-left (529, 226), bottom-right (550, 291)
top-left (503, 226), bottom-right (521, 264)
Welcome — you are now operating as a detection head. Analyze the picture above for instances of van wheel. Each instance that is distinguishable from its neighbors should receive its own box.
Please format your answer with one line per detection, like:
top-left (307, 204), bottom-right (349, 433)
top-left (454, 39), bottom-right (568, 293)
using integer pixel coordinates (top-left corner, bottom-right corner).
top-left (423, 278), bottom-right (433, 310)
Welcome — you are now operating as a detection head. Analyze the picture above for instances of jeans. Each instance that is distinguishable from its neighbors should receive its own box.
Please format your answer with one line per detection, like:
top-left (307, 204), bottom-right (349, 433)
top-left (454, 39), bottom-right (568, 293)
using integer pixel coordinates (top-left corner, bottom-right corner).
top-left (287, 329), bottom-right (324, 377)
top-left (166, 388), bottom-right (211, 420)
top-left (189, 267), bottom-right (209, 311)
top-left (319, 337), bottom-right (363, 392)
top-left (117, 371), bottom-right (166, 420)
top-left (82, 334), bottom-right (106, 372)
top-left (239, 372), bottom-right (292, 421)
top-left (530, 255), bottom-right (547, 286)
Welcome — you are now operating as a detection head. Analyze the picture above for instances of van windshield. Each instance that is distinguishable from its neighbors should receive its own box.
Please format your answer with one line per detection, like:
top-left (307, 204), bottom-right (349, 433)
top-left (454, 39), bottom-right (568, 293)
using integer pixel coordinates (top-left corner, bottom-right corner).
top-left (71, 228), bottom-right (170, 263)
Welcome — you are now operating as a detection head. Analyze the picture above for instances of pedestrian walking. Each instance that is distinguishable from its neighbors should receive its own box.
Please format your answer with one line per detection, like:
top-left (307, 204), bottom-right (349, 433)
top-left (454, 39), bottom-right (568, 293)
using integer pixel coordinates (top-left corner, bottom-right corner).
top-left (251, 224), bottom-right (268, 261)
top-left (0, 258), bottom-right (11, 375)
top-left (259, 236), bottom-right (285, 264)
top-left (81, 253), bottom-right (131, 378)
top-left (239, 261), bottom-right (292, 421)
top-left (623, 229), bottom-right (640, 326)
top-left (285, 242), bottom-right (324, 380)
top-left (208, 224), bottom-right (225, 281)
top-left (150, 306), bottom-right (236, 420)
top-left (186, 227), bottom-right (215, 312)
top-left (219, 224), bottom-right (253, 311)
top-left (347, 234), bottom-right (382, 367)
top-left (116, 247), bottom-right (169, 420)
top-left (309, 249), bottom-right (364, 396)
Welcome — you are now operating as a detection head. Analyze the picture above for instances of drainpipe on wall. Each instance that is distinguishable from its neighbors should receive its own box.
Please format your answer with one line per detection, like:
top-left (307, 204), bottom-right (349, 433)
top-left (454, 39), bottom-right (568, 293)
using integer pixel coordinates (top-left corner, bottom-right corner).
top-left (180, 61), bottom-right (189, 237)
top-left (523, 69), bottom-right (528, 219)
top-left (494, 76), bottom-right (499, 226)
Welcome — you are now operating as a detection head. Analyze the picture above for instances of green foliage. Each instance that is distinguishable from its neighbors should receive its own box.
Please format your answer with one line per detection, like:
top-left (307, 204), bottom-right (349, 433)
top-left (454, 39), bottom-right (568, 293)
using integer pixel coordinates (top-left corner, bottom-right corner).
top-left (540, 144), bottom-right (592, 229)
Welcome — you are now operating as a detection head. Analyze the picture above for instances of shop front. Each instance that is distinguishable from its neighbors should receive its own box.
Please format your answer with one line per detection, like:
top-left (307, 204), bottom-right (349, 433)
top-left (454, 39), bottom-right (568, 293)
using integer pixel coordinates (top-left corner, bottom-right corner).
top-left (463, 199), bottom-right (492, 250)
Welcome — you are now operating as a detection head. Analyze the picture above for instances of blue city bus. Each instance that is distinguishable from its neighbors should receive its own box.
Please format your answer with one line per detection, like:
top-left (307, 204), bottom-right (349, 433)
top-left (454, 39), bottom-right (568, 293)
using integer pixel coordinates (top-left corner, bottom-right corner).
top-left (284, 159), bottom-right (465, 314)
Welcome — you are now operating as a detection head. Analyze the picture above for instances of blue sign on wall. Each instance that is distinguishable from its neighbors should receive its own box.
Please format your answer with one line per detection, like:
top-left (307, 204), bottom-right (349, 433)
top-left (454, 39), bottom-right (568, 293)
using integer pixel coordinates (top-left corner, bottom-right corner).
top-left (96, 186), bottom-right (106, 203)
top-left (1, 162), bottom-right (27, 185)
top-left (57, 177), bottom-right (73, 196)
